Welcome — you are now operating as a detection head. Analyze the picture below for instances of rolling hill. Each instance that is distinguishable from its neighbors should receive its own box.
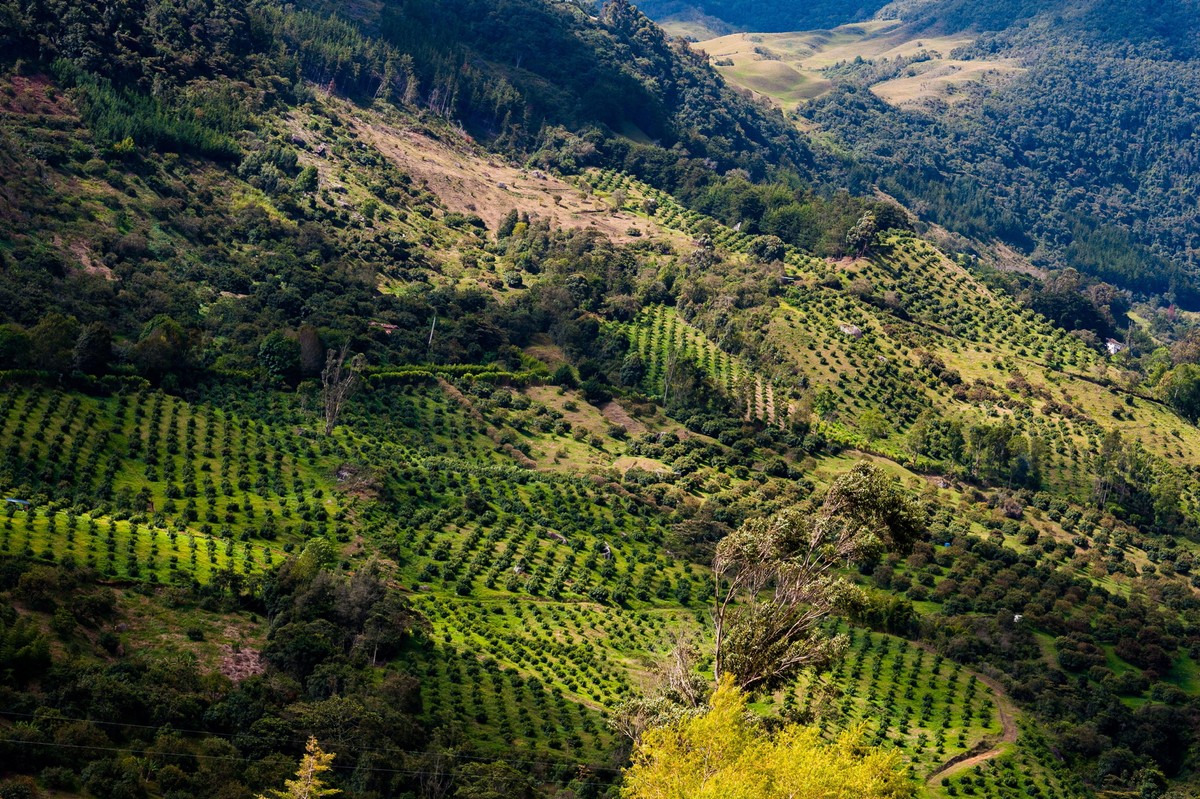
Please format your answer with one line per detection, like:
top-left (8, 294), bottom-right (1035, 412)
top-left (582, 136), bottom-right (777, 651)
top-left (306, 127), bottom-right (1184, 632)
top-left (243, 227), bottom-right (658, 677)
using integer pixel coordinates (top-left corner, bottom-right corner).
top-left (0, 1), bottom-right (1199, 798)
top-left (654, 0), bottom-right (1200, 306)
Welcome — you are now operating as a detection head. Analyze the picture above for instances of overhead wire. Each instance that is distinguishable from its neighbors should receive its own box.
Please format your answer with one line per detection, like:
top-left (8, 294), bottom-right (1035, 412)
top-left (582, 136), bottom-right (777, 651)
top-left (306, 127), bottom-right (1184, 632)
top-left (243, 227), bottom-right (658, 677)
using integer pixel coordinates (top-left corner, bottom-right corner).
top-left (0, 708), bottom-right (626, 775)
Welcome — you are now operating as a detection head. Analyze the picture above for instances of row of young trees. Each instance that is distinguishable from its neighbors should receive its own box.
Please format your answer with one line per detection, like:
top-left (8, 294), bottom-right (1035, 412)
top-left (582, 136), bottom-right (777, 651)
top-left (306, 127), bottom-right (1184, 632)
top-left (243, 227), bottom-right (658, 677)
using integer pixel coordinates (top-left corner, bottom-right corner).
top-left (624, 476), bottom-right (1200, 797)
top-left (615, 464), bottom-right (922, 794)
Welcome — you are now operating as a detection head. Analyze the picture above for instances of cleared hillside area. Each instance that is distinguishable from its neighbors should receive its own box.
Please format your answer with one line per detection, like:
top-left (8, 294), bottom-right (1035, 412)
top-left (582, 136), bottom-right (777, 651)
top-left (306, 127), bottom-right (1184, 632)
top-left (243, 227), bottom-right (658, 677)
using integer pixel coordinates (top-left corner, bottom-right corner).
top-left (696, 21), bottom-right (1020, 109)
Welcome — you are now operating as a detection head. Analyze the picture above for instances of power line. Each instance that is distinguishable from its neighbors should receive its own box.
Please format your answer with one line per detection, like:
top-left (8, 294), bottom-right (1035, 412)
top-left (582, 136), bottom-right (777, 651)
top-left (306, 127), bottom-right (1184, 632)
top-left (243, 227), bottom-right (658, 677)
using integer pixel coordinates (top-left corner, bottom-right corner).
top-left (0, 709), bottom-right (625, 774)
top-left (0, 738), bottom-right (618, 786)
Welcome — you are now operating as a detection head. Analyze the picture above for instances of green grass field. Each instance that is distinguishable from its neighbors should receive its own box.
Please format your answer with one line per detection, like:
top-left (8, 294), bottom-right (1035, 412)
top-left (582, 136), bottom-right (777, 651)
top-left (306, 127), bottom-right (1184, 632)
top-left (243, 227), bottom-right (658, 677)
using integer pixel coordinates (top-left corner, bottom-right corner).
top-left (693, 24), bottom-right (1017, 111)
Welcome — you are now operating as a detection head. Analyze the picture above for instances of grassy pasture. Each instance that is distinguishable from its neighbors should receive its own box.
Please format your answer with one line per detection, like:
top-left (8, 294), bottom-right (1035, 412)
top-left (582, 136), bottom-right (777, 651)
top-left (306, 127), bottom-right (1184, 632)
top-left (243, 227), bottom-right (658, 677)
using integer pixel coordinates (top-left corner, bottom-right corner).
top-left (695, 22), bottom-right (1016, 109)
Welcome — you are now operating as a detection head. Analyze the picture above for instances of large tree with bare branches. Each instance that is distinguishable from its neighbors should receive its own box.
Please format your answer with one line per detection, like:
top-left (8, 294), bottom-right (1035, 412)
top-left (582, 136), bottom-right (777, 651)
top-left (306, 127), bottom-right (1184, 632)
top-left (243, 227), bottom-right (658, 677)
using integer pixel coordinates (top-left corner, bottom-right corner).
top-left (321, 345), bottom-right (366, 436)
top-left (712, 463), bottom-right (921, 692)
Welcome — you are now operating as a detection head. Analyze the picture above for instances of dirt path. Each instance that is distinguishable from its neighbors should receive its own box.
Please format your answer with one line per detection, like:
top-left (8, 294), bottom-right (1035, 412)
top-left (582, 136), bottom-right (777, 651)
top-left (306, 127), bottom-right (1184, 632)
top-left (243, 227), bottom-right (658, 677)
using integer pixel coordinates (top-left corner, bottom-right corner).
top-left (920, 648), bottom-right (1019, 785)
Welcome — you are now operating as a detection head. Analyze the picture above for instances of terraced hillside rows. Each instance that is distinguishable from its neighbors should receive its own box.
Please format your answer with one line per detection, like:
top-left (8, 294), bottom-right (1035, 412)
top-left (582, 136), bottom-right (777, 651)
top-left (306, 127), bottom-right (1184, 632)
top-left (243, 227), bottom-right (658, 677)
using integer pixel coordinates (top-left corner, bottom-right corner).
top-left (5, 1), bottom-right (1200, 796)
top-left (13, 366), bottom-right (1156, 785)
top-left (406, 600), bottom-right (701, 761)
top-left (0, 376), bottom-right (722, 760)
top-left (584, 165), bottom-right (1200, 521)
top-left (578, 167), bottom-right (1200, 589)
top-left (790, 627), bottom-right (1003, 764)
top-left (0, 383), bottom-right (347, 581)
top-left (0, 504), bottom-right (280, 584)
top-left (614, 304), bottom-right (781, 422)
top-left (777, 236), bottom-right (1200, 504)
top-left (0, 182), bottom-right (1196, 798)
top-left (615, 169), bottom-right (1196, 503)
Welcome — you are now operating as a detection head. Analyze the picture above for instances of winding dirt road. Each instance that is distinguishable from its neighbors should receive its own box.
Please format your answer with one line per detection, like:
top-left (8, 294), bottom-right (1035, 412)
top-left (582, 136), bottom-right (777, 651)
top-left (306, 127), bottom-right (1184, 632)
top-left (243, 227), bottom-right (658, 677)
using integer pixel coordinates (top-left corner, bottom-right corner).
top-left (922, 653), bottom-right (1019, 785)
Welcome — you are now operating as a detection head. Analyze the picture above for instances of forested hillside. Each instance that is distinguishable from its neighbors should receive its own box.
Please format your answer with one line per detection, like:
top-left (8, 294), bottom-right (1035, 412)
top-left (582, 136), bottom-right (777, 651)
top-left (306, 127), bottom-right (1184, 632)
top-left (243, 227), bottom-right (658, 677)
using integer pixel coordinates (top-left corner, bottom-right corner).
top-left (638, 0), bottom-right (890, 35)
top-left (1, 1), bottom-right (1200, 798)
top-left (656, 0), bottom-right (1200, 305)
top-left (800, 0), bottom-right (1200, 304)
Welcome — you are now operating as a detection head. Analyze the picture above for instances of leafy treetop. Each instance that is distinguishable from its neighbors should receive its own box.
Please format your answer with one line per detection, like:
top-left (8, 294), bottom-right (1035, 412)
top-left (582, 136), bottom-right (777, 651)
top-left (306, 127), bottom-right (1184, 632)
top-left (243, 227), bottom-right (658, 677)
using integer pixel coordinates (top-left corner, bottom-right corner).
top-left (621, 675), bottom-right (914, 799)
top-left (258, 737), bottom-right (340, 799)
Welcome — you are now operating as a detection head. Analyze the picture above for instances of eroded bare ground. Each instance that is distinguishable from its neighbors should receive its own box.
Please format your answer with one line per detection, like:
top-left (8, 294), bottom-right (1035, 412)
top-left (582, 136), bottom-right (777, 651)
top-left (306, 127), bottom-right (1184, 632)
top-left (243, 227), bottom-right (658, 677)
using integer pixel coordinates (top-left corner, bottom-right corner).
top-left (219, 641), bottom-right (266, 682)
top-left (351, 115), bottom-right (672, 243)
top-left (599, 399), bottom-right (647, 437)
top-left (0, 74), bottom-right (76, 116)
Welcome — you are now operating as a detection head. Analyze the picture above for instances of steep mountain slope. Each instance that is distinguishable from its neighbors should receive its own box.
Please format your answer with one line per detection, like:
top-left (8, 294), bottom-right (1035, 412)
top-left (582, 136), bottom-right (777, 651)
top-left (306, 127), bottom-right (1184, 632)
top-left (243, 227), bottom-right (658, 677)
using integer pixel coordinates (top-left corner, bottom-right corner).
top-left (803, 0), bottom-right (1200, 301)
top-left (665, 0), bottom-right (1200, 304)
top-left (1, 1), bottom-right (1200, 798)
top-left (638, 0), bottom-right (890, 37)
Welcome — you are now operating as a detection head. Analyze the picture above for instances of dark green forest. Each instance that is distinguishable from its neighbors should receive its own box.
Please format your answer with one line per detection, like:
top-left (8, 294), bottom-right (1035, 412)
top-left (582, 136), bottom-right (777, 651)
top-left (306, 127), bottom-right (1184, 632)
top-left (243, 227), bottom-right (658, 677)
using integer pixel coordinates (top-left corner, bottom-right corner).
top-left (796, 0), bottom-right (1200, 305)
top-left (1, 0), bottom-right (1200, 798)
top-left (636, 0), bottom-right (890, 33)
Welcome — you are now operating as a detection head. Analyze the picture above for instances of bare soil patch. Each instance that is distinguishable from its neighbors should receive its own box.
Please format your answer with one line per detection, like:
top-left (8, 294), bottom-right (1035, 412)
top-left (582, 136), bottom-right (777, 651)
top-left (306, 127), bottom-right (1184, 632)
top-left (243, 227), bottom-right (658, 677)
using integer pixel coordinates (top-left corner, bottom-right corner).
top-left (0, 74), bottom-right (75, 117)
top-left (219, 642), bottom-right (266, 682)
top-left (355, 120), bottom-right (667, 242)
top-left (599, 399), bottom-right (646, 436)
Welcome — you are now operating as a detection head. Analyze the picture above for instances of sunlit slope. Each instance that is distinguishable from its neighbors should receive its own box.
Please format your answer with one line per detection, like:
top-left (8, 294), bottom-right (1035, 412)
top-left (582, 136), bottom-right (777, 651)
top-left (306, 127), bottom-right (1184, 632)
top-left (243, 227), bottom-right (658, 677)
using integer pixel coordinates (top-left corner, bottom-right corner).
top-left (696, 21), bottom-right (1020, 109)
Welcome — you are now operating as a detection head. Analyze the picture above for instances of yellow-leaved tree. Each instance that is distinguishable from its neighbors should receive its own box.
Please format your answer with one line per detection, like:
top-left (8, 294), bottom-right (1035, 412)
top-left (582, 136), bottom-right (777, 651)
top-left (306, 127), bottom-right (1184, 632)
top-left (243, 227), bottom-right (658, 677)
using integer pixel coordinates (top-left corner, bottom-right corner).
top-left (258, 737), bottom-right (340, 799)
top-left (622, 677), bottom-right (914, 799)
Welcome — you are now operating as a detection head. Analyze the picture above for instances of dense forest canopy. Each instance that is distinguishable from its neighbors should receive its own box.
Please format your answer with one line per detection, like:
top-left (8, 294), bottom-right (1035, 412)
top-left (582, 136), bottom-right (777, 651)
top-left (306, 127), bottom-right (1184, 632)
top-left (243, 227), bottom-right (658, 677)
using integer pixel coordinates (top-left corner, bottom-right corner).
top-left (639, 0), bottom-right (1200, 307)
top-left (882, 0), bottom-right (1200, 51)
top-left (0, 0), bottom-right (815, 168)
top-left (635, 0), bottom-right (891, 33)
top-left (2, 0), bottom-right (1200, 798)
top-left (797, 0), bottom-right (1200, 305)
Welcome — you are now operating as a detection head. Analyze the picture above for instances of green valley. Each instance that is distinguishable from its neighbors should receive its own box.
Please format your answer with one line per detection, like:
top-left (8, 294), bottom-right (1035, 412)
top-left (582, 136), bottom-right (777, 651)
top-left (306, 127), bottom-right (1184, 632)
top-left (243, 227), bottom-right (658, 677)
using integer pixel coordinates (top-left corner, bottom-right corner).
top-left (0, 1), bottom-right (1199, 798)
